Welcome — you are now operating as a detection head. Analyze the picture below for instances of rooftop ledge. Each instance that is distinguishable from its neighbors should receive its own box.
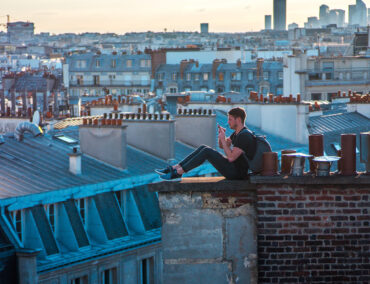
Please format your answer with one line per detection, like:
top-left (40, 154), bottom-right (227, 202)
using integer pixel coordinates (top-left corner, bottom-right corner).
top-left (149, 173), bottom-right (370, 193)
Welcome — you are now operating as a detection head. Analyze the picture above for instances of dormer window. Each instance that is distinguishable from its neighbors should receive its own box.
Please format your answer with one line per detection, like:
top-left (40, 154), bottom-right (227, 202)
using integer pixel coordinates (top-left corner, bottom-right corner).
top-left (11, 210), bottom-right (22, 242)
top-left (76, 198), bottom-right (86, 225)
top-left (45, 204), bottom-right (56, 232)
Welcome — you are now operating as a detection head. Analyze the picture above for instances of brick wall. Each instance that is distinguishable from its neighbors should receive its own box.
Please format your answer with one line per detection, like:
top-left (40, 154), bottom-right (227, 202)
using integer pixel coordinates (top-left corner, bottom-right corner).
top-left (257, 185), bottom-right (370, 283)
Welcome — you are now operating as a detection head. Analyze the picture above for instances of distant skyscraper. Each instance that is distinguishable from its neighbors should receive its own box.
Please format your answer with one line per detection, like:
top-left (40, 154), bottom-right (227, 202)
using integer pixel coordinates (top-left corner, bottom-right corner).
top-left (335, 9), bottom-right (345, 27)
top-left (200, 23), bottom-right (209, 34)
top-left (319, 5), bottom-right (329, 27)
top-left (273, 0), bottom-right (286, 31)
top-left (356, 0), bottom-right (367, 26)
top-left (265, 15), bottom-right (272, 30)
top-left (368, 8), bottom-right (370, 24)
top-left (349, 4), bottom-right (357, 25)
top-left (349, 0), bottom-right (367, 26)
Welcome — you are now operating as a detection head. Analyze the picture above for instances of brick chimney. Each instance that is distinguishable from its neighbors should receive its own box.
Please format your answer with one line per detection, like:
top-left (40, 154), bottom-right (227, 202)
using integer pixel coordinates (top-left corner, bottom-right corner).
top-left (180, 60), bottom-right (191, 80)
top-left (212, 59), bottom-right (222, 79)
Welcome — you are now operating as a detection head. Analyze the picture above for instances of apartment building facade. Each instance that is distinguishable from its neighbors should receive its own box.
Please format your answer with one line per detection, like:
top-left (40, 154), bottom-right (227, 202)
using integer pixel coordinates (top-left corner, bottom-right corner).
top-left (284, 53), bottom-right (370, 100)
top-left (64, 53), bottom-right (152, 98)
top-left (154, 59), bottom-right (283, 96)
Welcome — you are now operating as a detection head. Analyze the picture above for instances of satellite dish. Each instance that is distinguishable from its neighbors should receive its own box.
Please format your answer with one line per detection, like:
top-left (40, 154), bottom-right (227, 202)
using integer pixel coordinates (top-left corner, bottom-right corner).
top-left (32, 110), bottom-right (40, 126)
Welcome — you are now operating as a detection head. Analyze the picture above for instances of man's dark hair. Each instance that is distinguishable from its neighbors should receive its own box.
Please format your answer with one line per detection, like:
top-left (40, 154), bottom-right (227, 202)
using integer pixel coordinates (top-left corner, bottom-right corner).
top-left (228, 107), bottom-right (246, 123)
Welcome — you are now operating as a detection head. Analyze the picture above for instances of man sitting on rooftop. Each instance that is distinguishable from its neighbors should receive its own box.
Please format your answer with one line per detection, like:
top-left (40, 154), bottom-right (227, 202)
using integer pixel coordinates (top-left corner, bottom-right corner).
top-left (157, 107), bottom-right (257, 180)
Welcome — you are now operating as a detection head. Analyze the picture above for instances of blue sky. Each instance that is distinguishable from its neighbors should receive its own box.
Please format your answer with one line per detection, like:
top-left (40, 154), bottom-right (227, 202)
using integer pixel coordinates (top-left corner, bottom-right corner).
top-left (0, 0), bottom-right (366, 33)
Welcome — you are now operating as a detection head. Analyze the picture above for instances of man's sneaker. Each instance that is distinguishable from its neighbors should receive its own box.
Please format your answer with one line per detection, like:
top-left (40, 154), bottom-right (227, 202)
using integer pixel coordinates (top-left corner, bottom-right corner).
top-left (160, 168), bottom-right (182, 181)
top-left (155, 166), bottom-right (172, 175)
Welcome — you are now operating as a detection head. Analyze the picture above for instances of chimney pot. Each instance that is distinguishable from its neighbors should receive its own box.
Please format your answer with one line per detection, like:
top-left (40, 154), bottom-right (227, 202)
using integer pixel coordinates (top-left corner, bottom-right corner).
top-left (309, 134), bottom-right (324, 172)
top-left (340, 134), bottom-right (357, 175)
top-left (281, 150), bottom-right (296, 175)
top-left (68, 150), bottom-right (82, 175)
top-left (262, 152), bottom-right (278, 176)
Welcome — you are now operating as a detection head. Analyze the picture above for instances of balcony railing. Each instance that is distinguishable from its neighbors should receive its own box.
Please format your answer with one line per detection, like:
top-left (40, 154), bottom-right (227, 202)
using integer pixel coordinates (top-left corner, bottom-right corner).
top-left (70, 80), bottom-right (150, 87)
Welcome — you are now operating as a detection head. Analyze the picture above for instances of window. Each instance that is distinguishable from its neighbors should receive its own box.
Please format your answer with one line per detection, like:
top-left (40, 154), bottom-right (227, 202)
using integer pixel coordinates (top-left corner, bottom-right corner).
top-left (277, 87), bottom-right (283, 95)
top-left (111, 60), bottom-right (116, 68)
top-left (248, 72), bottom-right (253, 81)
top-left (146, 60), bottom-right (151, 67)
top-left (231, 72), bottom-right (241, 80)
top-left (169, 87), bottom-right (177, 93)
top-left (76, 75), bottom-right (84, 85)
top-left (172, 73), bottom-right (177, 81)
top-left (263, 71), bottom-right (269, 80)
top-left (93, 75), bottom-right (100, 85)
top-left (157, 73), bottom-right (164, 81)
top-left (115, 191), bottom-right (123, 208)
top-left (45, 204), bottom-right (56, 232)
top-left (218, 72), bottom-right (224, 81)
top-left (278, 71), bottom-right (283, 80)
top-left (141, 257), bottom-right (154, 284)
top-left (76, 199), bottom-right (86, 225)
top-left (101, 267), bottom-right (117, 284)
top-left (203, 73), bottom-right (209, 81)
top-left (70, 276), bottom-right (88, 284)
top-left (96, 60), bottom-right (100, 67)
top-left (12, 210), bottom-right (22, 242)
top-left (311, 93), bottom-right (322, 100)
top-left (308, 73), bottom-right (321, 80)
top-left (109, 74), bottom-right (116, 80)
top-left (194, 73), bottom-right (199, 81)
top-left (186, 73), bottom-right (191, 81)
top-left (140, 59), bottom-right (146, 67)
top-left (76, 60), bottom-right (87, 68)
top-left (126, 60), bottom-right (132, 67)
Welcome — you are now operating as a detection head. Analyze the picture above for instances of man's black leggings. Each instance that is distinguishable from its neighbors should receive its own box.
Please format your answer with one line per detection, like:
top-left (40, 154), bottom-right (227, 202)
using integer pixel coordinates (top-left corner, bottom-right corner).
top-left (179, 145), bottom-right (246, 180)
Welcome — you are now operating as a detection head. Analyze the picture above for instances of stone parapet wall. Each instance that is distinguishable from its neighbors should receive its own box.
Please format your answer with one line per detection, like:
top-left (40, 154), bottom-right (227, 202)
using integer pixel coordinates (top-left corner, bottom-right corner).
top-left (157, 180), bottom-right (258, 284)
top-left (150, 175), bottom-right (370, 284)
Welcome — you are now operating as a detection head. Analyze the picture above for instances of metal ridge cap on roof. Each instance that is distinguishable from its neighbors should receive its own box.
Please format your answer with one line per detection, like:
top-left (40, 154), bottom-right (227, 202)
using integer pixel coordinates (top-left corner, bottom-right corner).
top-left (3, 172), bottom-right (161, 211)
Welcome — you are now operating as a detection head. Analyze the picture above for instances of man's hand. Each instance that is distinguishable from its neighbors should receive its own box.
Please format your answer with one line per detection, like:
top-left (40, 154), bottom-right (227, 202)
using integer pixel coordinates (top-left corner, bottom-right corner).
top-left (218, 126), bottom-right (226, 141)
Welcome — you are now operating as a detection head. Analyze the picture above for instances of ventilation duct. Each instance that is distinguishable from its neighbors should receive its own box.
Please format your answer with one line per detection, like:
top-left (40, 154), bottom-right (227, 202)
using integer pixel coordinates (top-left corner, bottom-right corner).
top-left (14, 122), bottom-right (43, 142)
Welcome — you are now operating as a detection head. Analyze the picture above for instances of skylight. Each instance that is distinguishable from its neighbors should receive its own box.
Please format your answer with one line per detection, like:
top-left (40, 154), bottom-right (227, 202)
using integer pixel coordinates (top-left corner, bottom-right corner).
top-left (53, 134), bottom-right (78, 145)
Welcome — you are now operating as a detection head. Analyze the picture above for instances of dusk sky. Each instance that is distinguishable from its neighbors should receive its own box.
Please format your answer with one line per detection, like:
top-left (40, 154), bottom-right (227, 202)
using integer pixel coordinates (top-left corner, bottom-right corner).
top-left (0, 0), bottom-right (367, 34)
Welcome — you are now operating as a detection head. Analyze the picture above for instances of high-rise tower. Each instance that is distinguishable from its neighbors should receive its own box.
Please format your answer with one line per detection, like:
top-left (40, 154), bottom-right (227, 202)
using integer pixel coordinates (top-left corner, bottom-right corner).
top-left (273, 0), bottom-right (287, 31)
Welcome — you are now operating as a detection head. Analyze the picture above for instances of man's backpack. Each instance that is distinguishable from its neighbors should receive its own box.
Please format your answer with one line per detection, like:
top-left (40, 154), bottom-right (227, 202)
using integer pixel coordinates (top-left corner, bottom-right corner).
top-left (247, 133), bottom-right (272, 174)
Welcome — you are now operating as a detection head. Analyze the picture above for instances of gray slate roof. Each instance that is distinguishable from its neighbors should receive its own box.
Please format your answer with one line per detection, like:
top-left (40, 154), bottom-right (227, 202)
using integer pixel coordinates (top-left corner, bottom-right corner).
top-left (0, 126), bottom-right (195, 200)
top-left (308, 112), bottom-right (370, 134)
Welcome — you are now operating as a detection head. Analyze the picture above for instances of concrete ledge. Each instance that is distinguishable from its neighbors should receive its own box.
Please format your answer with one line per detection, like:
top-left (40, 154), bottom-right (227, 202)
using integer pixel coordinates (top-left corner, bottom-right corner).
top-left (149, 177), bottom-right (256, 193)
top-left (250, 173), bottom-right (370, 185)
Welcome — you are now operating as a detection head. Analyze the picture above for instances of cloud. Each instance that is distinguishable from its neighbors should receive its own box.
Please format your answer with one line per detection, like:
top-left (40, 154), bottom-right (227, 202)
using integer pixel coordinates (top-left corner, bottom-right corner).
top-left (197, 8), bottom-right (206, 12)
top-left (244, 5), bottom-right (251, 10)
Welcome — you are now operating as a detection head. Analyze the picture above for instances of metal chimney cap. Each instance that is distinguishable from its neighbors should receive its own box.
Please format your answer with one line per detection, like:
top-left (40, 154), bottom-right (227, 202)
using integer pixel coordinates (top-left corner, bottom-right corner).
top-left (313, 156), bottom-right (341, 162)
top-left (283, 153), bottom-right (313, 158)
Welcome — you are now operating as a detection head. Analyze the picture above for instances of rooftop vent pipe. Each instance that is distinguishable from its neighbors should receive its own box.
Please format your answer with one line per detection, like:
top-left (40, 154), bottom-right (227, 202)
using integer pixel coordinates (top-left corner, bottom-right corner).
top-left (14, 122), bottom-right (43, 142)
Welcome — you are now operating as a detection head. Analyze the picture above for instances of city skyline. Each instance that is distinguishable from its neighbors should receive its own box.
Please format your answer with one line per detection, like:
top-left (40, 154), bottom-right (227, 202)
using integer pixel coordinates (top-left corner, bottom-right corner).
top-left (0, 0), bottom-right (367, 34)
